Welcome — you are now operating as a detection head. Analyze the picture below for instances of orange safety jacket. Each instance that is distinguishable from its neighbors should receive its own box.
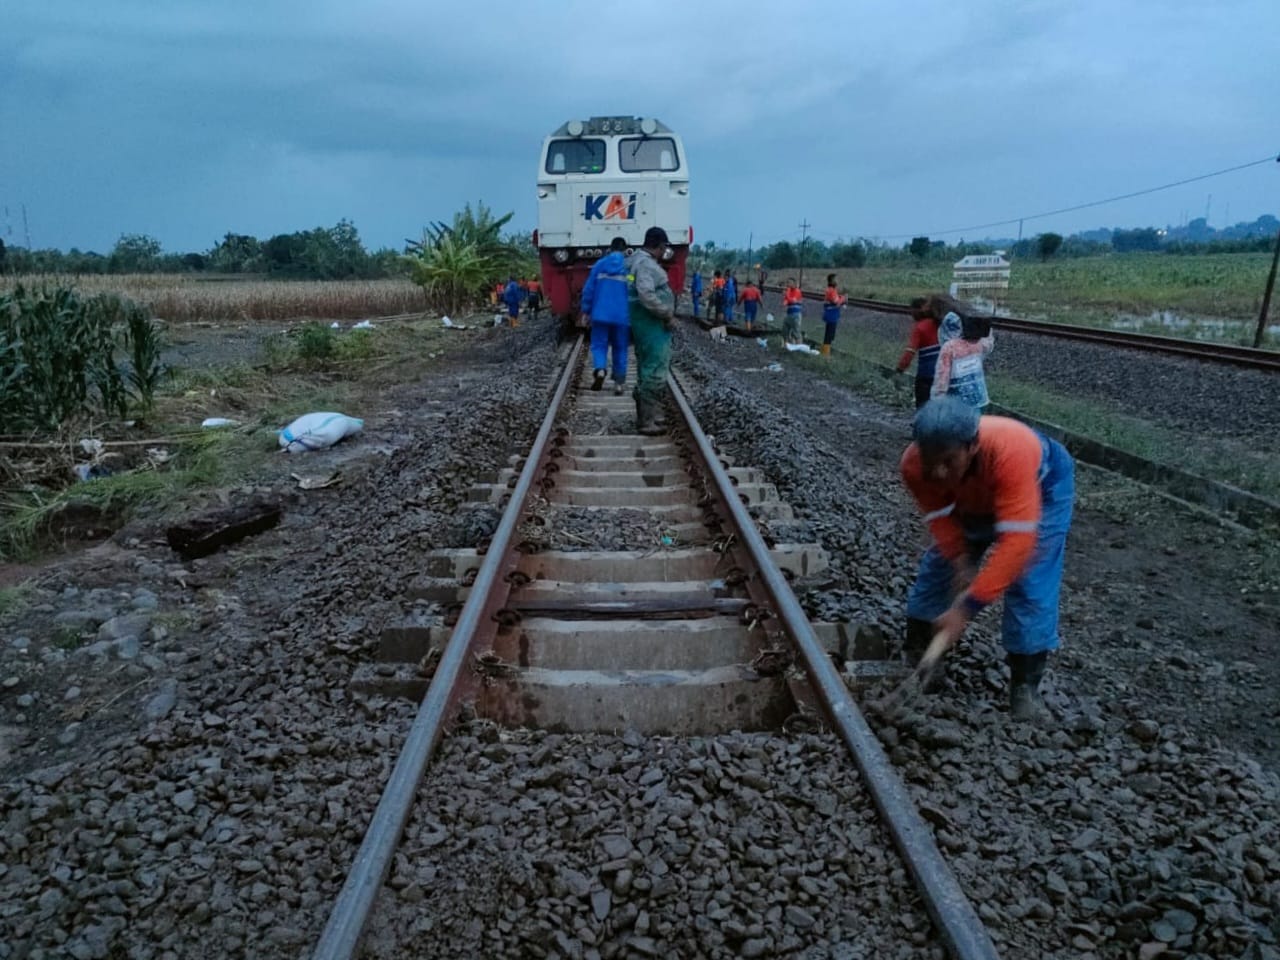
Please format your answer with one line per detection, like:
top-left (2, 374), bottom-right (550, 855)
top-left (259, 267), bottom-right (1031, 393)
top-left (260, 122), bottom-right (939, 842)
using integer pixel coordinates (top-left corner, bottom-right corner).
top-left (782, 286), bottom-right (803, 307)
top-left (740, 285), bottom-right (761, 303)
top-left (899, 417), bottom-right (1045, 607)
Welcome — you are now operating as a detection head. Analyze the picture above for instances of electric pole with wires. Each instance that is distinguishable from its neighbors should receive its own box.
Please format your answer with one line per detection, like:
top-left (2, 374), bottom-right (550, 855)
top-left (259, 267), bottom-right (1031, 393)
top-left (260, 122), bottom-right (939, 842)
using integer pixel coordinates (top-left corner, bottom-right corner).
top-left (797, 219), bottom-right (811, 291)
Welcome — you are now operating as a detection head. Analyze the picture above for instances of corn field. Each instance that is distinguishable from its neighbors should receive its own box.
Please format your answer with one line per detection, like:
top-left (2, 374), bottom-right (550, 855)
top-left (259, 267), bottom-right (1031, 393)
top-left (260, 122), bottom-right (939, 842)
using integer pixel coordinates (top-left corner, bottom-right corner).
top-left (0, 275), bottom-right (429, 323)
top-left (0, 284), bottom-right (169, 432)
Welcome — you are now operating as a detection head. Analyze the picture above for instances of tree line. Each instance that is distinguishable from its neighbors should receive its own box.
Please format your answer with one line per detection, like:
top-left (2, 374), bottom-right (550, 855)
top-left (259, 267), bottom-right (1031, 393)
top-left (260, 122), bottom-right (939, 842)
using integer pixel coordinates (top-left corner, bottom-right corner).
top-left (0, 219), bottom-right (409, 279)
top-left (695, 213), bottom-right (1279, 272)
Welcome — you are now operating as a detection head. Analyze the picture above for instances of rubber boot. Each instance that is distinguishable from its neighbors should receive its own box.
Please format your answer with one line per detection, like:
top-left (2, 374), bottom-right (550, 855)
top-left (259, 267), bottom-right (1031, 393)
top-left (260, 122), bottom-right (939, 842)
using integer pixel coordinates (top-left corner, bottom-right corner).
top-left (820, 343), bottom-right (831, 357)
top-left (1007, 652), bottom-right (1049, 720)
top-left (903, 617), bottom-right (945, 692)
top-left (636, 397), bottom-right (664, 436)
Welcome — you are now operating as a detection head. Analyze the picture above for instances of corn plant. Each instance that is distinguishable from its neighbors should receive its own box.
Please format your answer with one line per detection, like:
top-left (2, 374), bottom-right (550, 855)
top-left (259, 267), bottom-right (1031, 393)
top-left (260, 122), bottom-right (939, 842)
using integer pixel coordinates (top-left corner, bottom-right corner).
top-left (0, 284), bottom-right (168, 432)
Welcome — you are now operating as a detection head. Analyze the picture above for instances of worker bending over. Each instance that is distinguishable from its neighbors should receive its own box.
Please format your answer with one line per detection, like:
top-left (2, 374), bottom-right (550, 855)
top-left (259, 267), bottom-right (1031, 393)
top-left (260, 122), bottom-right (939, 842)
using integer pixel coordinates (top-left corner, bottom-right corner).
top-left (900, 397), bottom-right (1075, 719)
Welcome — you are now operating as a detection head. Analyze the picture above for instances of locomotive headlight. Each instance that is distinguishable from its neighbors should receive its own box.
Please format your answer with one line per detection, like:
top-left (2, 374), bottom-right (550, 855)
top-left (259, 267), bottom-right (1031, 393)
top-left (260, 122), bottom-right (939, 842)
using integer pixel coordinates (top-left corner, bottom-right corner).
top-left (553, 249), bottom-right (570, 264)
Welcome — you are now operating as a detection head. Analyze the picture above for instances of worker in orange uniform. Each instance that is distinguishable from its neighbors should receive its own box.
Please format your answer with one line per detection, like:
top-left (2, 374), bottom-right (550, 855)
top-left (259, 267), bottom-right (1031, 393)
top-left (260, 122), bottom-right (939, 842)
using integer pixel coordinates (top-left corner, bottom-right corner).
top-left (525, 278), bottom-right (543, 321)
top-left (710, 270), bottom-right (727, 323)
top-left (782, 278), bottom-right (804, 344)
top-left (900, 396), bottom-right (1075, 719)
top-left (895, 297), bottom-right (942, 407)
top-left (738, 279), bottom-right (763, 331)
top-left (821, 274), bottom-right (845, 356)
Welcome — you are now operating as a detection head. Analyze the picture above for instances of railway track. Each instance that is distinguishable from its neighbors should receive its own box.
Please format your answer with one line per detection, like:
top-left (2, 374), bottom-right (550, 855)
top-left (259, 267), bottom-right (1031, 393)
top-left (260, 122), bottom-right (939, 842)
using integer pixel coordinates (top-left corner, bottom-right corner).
top-left (312, 337), bottom-right (1001, 959)
top-left (756, 285), bottom-right (1280, 371)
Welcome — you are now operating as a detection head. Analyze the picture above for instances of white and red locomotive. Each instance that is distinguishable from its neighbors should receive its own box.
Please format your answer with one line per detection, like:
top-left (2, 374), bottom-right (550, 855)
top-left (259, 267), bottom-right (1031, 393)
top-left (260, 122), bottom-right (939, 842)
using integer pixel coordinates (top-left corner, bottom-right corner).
top-left (534, 117), bottom-right (692, 324)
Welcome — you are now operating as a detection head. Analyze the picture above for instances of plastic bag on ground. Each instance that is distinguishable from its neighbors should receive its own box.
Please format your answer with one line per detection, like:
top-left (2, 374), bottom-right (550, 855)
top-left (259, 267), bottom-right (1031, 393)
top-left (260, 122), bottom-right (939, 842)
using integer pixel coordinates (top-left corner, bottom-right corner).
top-left (278, 412), bottom-right (364, 453)
top-left (202, 417), bottom-right (239, 429)
top-left (353, 320), bottom-right (374, 330)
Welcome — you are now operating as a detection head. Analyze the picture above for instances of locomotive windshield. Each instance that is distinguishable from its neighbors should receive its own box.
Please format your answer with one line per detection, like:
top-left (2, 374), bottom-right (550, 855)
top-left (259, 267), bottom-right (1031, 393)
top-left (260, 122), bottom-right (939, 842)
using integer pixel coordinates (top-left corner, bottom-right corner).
top-left (618, 137), bottom-right (680, 172)
top-left (545, 138), bottom-right (606, 174)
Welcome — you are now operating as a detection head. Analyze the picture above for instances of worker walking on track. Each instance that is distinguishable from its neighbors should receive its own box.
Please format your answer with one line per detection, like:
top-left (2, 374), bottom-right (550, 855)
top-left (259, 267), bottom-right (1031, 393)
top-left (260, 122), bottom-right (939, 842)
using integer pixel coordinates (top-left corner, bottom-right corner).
top-left (895, 296), bottom-right (942, 407)
top-left (580, 238), bottom-right (631, 395)
top-left (821, 274), bottom-right (845, 356)
top-left (900, 396), bottom-right (1075, 719)
top-left (739, 279), bottom-right (762, 331)
top-left (628, 227), bottom-right (676, 435)
top-left (782, 278), bottom-right (804, 344)
top-left (724, 271), bottom-right (738, 326)
top-left (690, 268), bottom-right (704, 318)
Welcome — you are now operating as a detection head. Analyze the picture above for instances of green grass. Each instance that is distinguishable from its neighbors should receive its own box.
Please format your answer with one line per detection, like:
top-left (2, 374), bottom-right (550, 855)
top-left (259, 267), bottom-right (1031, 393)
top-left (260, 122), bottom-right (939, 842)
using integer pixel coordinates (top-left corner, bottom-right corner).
top-left (826, 253), bottom-right (1279, 348)
top-left (775, 326), bottom-right (1280, 501)
top-left (0, 584), bottom-right (31, 618)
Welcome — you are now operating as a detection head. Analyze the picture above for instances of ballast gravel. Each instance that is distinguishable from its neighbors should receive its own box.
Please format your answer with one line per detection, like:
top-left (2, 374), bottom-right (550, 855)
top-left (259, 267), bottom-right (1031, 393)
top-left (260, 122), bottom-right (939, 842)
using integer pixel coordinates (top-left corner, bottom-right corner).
top-left (362, 728), bottom-right (936, 960)
top-left (671, 328), bottom-right (1280, 959)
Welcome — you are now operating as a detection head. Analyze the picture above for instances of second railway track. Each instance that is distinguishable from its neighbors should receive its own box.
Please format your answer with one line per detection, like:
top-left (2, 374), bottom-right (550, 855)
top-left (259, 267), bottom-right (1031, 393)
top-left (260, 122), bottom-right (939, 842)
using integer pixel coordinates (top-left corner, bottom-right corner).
top-left (754, 285), bottom-right (1280, 371)
top-left (312, 336), bottom-right (1001, 959)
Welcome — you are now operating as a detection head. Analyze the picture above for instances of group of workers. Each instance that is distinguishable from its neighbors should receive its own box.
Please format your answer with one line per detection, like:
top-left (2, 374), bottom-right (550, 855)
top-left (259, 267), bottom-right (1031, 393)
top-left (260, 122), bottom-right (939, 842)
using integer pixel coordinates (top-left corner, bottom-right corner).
top-left (579, 227), bottom-right (675, 435)
top-left (690, 271), bottom-right (850, 357)
top-left (689, 269), bottom-right (766, 330)
top-left (492, 277), bottom-right (543, 326)
top-left (499, 254), bottom-right (1071, 723)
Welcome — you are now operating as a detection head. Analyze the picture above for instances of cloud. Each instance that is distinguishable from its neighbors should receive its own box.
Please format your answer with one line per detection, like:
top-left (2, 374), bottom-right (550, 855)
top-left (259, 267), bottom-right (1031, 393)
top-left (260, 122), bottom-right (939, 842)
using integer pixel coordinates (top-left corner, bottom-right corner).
top-left (1, 0), bottom-right (1277, 253)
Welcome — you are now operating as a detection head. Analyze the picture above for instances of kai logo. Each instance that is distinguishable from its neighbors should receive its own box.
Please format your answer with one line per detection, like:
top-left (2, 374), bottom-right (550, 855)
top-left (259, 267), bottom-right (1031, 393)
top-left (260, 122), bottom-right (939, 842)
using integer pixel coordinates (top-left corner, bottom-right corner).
top-left (583, 193), bottom-right (637, 221)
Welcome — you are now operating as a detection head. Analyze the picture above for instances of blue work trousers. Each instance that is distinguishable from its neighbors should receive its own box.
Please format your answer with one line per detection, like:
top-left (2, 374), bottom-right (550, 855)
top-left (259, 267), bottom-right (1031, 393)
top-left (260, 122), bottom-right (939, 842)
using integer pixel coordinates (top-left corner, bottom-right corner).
top-left (907, 437), bottom-right (1075, 655)
top-left (590, 321), bottom-right (630, 383)
top-left (744, 302), bottom-right (759, 324)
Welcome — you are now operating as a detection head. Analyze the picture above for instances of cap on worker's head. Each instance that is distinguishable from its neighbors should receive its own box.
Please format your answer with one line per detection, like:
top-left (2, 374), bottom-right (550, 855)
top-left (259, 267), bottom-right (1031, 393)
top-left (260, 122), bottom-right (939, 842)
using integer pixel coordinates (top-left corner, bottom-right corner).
top-left (913, 396), bottom-right (980, 450)
top-left (609, 237), bottom-right (627, 252)
top-left (643, 226), bottom-right (670, 248)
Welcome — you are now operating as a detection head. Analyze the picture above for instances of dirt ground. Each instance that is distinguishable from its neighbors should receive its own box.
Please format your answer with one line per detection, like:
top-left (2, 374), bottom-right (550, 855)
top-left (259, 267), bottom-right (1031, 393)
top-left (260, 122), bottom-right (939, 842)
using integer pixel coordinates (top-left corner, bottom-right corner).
top-left (0, 314), bottom-right (1277, 958)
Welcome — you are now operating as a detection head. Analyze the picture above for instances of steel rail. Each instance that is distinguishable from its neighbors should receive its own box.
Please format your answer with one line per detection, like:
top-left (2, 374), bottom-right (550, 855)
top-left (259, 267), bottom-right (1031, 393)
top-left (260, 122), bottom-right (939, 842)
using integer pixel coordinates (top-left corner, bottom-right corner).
top-left (757, 284), bottom-right (1280, 371)
top-left (667, 371), bottom-right (1002, 960)
top-left (311, 337), bottom-right (584, 960)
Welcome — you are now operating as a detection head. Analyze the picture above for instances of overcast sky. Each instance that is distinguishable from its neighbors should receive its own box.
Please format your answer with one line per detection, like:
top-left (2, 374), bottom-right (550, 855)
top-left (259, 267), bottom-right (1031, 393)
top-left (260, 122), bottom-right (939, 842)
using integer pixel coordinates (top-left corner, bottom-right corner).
top-left (2, 0), bottom-right (1278, 254)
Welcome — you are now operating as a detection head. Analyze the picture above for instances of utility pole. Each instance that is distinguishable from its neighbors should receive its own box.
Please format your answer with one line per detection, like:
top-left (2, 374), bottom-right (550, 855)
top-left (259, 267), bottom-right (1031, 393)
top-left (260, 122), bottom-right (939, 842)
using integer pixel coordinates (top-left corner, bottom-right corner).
top-left (745, 231), bottom-right (753, 278)
top-left (797, 219), bottom-right (811, 291)
top-left (1252, 155), bottom-right (1280, 349)
top-left (1254, 225), bottom-right (1280, 348)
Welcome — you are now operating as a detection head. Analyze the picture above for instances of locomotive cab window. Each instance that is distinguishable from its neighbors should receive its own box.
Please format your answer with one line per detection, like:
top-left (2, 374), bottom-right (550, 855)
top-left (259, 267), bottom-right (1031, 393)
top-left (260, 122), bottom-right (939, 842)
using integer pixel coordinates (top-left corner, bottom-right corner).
top-left (618, 137), bottom-right (680, 172)
top-left (545, 138), bottom-right (606, 174)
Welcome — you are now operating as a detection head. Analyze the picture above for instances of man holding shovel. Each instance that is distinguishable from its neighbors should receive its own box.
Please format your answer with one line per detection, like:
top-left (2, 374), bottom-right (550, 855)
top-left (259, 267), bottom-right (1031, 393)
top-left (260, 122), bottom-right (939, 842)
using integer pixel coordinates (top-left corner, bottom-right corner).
top-left (899, 397), bottom-right (1075, 719)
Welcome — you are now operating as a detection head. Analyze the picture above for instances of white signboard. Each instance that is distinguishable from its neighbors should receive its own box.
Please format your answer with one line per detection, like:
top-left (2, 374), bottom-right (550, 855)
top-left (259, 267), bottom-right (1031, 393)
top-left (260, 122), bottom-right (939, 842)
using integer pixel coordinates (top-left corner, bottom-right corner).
top-left (951, 253), bottom-right (1011, 296)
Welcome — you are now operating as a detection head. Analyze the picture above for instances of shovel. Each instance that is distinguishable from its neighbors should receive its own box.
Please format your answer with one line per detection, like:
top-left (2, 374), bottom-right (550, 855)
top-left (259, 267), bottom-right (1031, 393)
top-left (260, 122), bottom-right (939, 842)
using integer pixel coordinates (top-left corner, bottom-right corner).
top-left (873, 631), bottom-right (951, 715)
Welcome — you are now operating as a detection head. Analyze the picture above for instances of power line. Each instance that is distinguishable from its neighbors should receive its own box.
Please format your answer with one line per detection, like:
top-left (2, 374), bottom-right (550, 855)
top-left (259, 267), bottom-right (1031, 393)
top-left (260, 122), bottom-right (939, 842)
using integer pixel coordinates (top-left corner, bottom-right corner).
top-left (870, 153), bottom-right (1280, 241)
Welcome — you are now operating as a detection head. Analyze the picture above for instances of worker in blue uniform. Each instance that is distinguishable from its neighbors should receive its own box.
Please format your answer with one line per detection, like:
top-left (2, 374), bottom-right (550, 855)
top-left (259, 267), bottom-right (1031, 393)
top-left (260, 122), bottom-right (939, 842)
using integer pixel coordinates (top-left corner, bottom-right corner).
top-left (690, 269), bottom-right (703, 318)
top-left (580, 237), bottom-right (632, 394)
top-left (724, 271), bottom-right (738, 326)
top-left (502, 276), bottom-right (525, 328)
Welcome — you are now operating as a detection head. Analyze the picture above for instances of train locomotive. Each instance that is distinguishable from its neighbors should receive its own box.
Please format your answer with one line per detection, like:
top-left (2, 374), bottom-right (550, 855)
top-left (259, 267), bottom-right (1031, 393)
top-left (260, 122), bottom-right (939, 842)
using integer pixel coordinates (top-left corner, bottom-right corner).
top-left (535, 117), bottom-right (692, 326)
